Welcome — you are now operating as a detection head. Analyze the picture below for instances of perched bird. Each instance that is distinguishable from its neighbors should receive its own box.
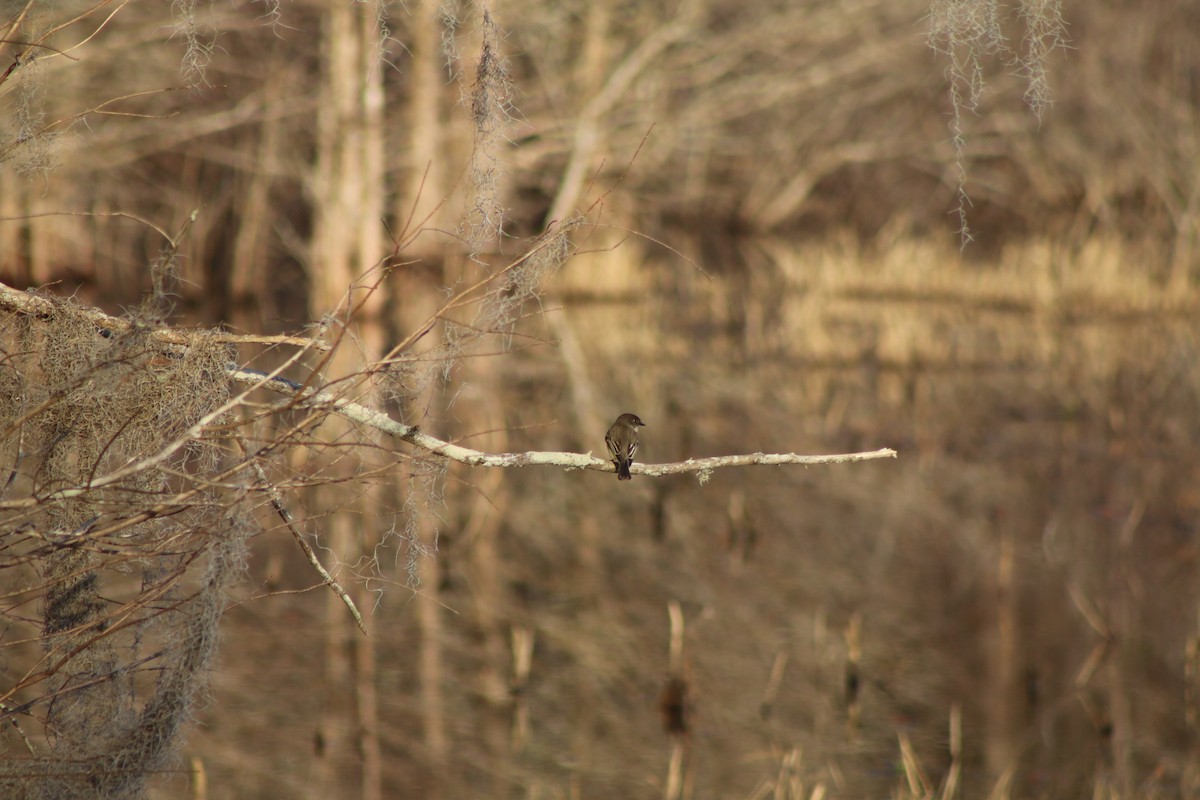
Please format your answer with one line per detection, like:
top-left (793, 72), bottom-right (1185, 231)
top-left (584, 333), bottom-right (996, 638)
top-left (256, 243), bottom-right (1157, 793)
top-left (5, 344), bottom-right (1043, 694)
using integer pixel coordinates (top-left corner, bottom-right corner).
top-left (605, 413), bottom-right (646, 480)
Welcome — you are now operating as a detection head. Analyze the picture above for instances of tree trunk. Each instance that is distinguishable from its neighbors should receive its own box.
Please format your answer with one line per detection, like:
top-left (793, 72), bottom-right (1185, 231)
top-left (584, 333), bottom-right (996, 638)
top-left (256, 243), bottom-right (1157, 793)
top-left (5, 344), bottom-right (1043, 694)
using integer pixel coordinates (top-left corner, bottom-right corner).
top-left (309, 1), bottom-right (386, 796)
top-left (401, 0), bottom-right (448, 253)
top-left (984, 530), bottom-right (1020, 787)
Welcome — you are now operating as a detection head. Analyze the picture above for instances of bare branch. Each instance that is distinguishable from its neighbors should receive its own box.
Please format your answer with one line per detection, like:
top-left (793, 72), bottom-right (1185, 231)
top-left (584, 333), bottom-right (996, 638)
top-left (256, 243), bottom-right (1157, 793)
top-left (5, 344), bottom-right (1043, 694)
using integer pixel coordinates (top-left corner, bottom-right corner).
top-left (229, 366), bottom-right (897, 477)
top-left (0, 281), bottom-right (329, 350)
top-left (544, 0), bottom-right (699, 226)
top-left (246, 457), bottom-right (366, 634)
top-left (0, 281), bottom-right (896, 483)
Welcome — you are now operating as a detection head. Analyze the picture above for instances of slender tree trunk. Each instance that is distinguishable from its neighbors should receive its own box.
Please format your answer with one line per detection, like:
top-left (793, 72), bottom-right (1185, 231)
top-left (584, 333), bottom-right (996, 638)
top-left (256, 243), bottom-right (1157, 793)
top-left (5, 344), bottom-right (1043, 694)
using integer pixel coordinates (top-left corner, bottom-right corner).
top-left (984, 530), bottom-right (1020, 786)
top-left (457, 347), bottom-right (512, 794)
top-left (402, 0), bottom-right (447, 252)
top-left (392, 254), bottom-right (451, 798)
top-left (416, 527), bottom-right (448, 797)
top-left (309, 5), bottom-right (356, 789)
top-left (309, 1), bottom-right (387, 797)
top-left (1107, 502), bottom-right (1143, 797)
top-left (577, 1), bottom-right (611, 94)
top-left (354, 10), bottom-right (387, 793)
top-left (230, 43), bottom-right (284, 323)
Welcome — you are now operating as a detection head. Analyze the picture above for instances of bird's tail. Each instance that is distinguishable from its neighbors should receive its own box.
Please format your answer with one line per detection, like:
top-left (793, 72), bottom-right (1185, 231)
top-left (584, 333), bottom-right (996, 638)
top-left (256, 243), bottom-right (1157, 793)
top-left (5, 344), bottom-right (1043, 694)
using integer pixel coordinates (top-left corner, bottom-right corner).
top-left (617, 460), bottom-right (632, 480)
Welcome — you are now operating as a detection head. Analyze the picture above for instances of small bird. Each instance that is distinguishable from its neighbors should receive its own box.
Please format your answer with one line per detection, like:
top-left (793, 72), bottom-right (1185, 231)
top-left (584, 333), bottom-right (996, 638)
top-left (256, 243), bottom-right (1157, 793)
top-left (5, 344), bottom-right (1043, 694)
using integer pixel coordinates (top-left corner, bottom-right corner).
top-left (605, 413), bottom-right (646, 480)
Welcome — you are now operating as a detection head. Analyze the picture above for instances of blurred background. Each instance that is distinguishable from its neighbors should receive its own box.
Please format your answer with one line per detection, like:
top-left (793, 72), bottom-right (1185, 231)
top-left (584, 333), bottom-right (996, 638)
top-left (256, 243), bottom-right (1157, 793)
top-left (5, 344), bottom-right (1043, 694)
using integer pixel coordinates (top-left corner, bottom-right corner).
top-left (2, 0), bottom-right (1199, 797)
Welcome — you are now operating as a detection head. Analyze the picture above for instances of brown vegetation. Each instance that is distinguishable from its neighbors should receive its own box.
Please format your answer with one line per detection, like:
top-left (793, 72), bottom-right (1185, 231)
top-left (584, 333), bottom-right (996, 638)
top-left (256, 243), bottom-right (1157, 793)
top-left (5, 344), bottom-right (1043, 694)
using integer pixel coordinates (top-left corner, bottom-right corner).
top-left (1, 0), bottom-right (1199, 798)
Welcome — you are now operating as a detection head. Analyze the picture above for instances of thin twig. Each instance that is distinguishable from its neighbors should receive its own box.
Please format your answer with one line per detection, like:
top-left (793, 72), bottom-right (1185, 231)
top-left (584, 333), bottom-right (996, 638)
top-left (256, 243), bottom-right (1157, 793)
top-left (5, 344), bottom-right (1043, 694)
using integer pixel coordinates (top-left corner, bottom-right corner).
top-left (247, 458), bottom-right (366, 635)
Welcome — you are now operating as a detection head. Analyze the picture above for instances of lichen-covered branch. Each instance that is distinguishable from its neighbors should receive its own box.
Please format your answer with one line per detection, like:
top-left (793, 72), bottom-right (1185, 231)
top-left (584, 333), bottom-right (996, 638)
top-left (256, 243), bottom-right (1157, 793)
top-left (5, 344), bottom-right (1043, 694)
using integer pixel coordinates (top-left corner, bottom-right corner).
top-left (229, 366), bottom-right (898, 478)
